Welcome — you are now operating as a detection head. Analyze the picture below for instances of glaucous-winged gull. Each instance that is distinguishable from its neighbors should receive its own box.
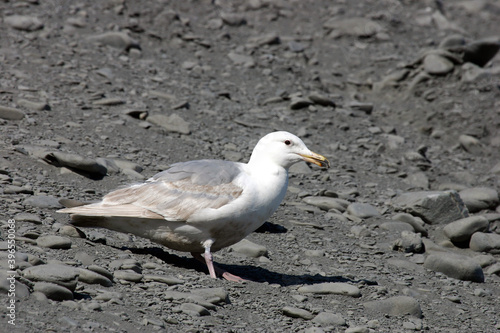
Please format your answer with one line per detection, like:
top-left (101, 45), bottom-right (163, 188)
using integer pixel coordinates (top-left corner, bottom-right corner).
top-left (58, 131), bottom-right (329, 281)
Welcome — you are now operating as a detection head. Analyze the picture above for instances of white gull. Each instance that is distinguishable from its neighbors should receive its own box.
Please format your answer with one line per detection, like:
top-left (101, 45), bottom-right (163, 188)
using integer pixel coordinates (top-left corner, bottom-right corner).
top-left (57, 131), bottom-right (329, 282)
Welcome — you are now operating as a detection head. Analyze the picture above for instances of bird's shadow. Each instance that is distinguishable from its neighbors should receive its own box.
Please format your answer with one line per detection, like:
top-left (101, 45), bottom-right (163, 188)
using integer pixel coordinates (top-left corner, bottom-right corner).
top-left (124, 246), bottom-right (377, 286)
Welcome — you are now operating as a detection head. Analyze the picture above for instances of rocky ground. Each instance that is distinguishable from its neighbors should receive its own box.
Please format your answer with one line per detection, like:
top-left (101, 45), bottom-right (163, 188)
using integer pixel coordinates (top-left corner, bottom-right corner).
top-left (1, 0), bottom-right (500, 332)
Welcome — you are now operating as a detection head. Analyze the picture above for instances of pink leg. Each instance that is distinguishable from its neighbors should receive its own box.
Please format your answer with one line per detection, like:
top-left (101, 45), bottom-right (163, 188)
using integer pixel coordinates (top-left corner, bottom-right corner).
top-left (191, 251), bottom-right (246, 283)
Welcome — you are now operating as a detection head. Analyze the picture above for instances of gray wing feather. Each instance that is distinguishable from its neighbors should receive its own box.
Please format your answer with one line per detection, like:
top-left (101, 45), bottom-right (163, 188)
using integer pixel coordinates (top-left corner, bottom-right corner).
top-left (102, 160), bottom-right (245, 221)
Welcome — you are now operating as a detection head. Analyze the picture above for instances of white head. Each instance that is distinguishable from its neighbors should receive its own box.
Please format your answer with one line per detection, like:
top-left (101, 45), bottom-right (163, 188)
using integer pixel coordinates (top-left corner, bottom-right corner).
top-left (248, 131), bottom-right (329, 169)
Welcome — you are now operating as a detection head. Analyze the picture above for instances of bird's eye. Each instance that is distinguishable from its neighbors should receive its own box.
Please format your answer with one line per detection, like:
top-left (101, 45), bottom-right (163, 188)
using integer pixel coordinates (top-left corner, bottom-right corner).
top-left (284, 140), bottom-right (291, 146)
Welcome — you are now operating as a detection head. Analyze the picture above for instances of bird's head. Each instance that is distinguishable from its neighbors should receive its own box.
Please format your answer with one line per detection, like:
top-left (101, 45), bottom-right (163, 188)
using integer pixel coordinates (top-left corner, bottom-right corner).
top-left (249, 131), bottom-right (330, 170)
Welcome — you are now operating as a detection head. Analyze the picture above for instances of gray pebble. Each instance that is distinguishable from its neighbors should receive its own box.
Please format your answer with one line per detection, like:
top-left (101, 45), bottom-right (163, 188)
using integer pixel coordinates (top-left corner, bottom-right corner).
top-left (282, 306), bottom-right (314, 320)
top-left (290, 97), bottom-right (313, 110)
top-left (143, 274), bottom-right (184, 285)
top-left (36, 235), bottom-right (72, 249)
top-left (381, 221), bottom-right (415, 232)
top-left (43, 152), bottom-right (107, 178)
top-left (92, 97), bottom-right (125, 106)
top-left (345, 326), bottom-right (370, 333)
top-left (473, 254), bottom-right (497, 268)
top-left (147, 113), bottom-right (191, 135)
top-left (392, 213), bottom-right (428, 236)
top-left (33, 282), bottom-right (73, 301)
top-left (459, 187), bottom-right (499, 212)
top-left (87, 32), bottom-right (140, 50)
top-left (485, 263), bottom-right (500, 276)
top-left (424, 54), bottom-right (454, 75)
top-left (5, 15), bottom-right (44, 31)
top-left (227, 52), bottom-right (255, 67)
top-left (87, 265), bottom-right (113, 280)
top-left (229, 239), bottom-right (267, 258)
top-left (324, 17), bottom-right (383, 38)
top-left (298, 282), bottom-right (361, 297)
top-left (459, 134), bottom-right (482, 154)
top-left (423, 253), bottom-right (484, 282)
top-left (392, 231), bottom-right (424, 253)
top-left (13, 213), bottom-right (42, 224)
top-left (392, 191), bottom-right (469, 224)
top-left (469, 232), bottom-right (500, 254)
top-left (180, 303), bottom-right (210, 316)
top-left (23, 264), bottom-right (78, 290)
top-left (363, 296), bottom-right (422, 318)
top-left (346, 203), bottom-right (380, 218)
top-left (109, 258), bottom-right (142, 273)
top-left (59, 225), bottom-right (85, 238)
top-left (191, 287), bottom-right (229, 304)
top-left (113, 269), bottom-right (143, 283)
top-left (77, 268), bottom-right (113, 286)
top-left (349, 101), bottom-right (374, 114)
top-left (24, 195), bottom-right (62, 209)
top-left (312, 312), bottom-right (346, 326)
top-left (443, 216), bottom-right (489, 243)
top-left (17, 99), bottom-right (50, 111)
top-left (303, 196), bottom-right (349, 212)
top-left (220, 12), bottom-right (246, 26)
top-left (308, 93), bottom-right (336, 107)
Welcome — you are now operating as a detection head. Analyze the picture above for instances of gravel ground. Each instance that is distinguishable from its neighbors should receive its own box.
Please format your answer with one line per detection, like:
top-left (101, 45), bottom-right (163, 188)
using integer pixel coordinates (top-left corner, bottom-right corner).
top-left (1, 0), bottom-right (500, 332)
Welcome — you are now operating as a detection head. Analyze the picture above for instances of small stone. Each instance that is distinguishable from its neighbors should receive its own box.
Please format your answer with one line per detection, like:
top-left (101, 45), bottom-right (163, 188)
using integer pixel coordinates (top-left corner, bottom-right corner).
top-left (0, 106), bottom-right (26, 120)
top-left (312, 312), bottom-right (346, 326)
top-left (77, 268), bottom-right (113, 286)
top-left (363, 296), bottom-right (422, 318)
top-left (42, 152), bottom-right (107, 178)
top-left (5, 15), bottom-right (44, 31)
top-left (191, 287), bottom-right (229, 304)
top-left (392, 191), bottom-right (469, 224)
top-left (349, 102), bottom-right (374, 114)
top-left (345, 326), bottom-right (370, 333)
top-left (470, 232), bottom-right (500, 254)
top-left (423, 54), bottom-right (454, 75)
top-left (459, 135), bottom-right (482, 154)
top-left (282, 306), bottom-right (314, 320)
top-left (87, 32), bottom-right (140, 51)
top-left (180, 303), bottom-right (210, 316)
top-left (298, 282), bottom-right (361, 297)
top-left (443, 216), bottom-right (489, 243)
top-left (381, 221), bottom-right (415, 232)
top-left (227, 52), bottom-right (255, 67)
top-left (230, 239), bottom-right (267, 258)
top-left (13, 213), bottom-right (42, 224)
top-left (324, 17), bottom-right (383, 38)
top-left (147, 113), bottom-right (191, 135)
top-left (308, 93), bottom-right (336, 107)
top-left (392, 231), bottom-right (424, 253)
top-left (24, 195), bottom-right (63, 209)
top-left (392, 213), bottom-right (428, 236)
top-left (33, 282), bottom-right (73, 301)
top-left (423, 253), bottom-right (484, 282)
top-left (288, 40), bottom-right (306, 53)
top-left (17, 99), bottom-right (50, 111)
top-left (23, 264), bottom-right (78, 291)
top-left (486, 263), bottom-right (500, 276)
top-left (113, 270), bottom-right (143, 282)
top-left (346, 203), bottom-right (380, 218)
top-left (220, 12), bottom-right (246, 26)
top-left (143, 274), bottom-right (184, 285)
top-left (59, 225), bottom-right (85, 238)
top-left (289, 97), bottom-right (313, 110)
top-left (459, 187), bottom-right (499, 213)
top-left (302, 196), bottom-right (349, 212)
top-left (36, 235), bottom-right (72, 249)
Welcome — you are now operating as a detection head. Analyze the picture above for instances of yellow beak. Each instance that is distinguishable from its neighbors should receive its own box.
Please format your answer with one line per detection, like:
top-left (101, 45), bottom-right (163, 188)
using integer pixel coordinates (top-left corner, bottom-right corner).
top-left (299, 152), bottom-right (330, 168)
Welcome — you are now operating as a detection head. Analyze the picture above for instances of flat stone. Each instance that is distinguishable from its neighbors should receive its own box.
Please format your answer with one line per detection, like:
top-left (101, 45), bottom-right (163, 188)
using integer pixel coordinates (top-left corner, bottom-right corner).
top-left (180, 303), bottom-right (210, 316)
top-left (24, 195), bottom-right (63, 209)
top-left (424, 54), bottom-right (454, 75)
top-left (113, 269), bottom-right (143, 282)
top-left (23, 264), bottom-right (78, 291)
top-left (302, 196), bottom-right (349, 212)
top-left (92, 97), bottom-right (125, 106)
top-left (228, 52), bottom-right (255, 67)
top-left (470, 232), bottom-right (500, 254)
top-left (346, 203), bottom-right (380, 218)
top-left (33, 282), bottom-right (73, 301)
top-left (298, 282), bottom-right (361, 297)
top-left (423, 253), bottom-right (484, 282)
top-left (36, 235), bottom-right (72, 249)
top-left (5, 15), bottom-right (44, 31)
top-left (459, 187), bottom-right (499, 213)
top-left (363, 296), bottom-right (422, 318)
top-left (229, 239), bottom-right (267, 258)
top-left (459, 135), bottom-right (482, 154)
top-left (143, 274), bottom-right (184, 285)
top-left (392, 191), bottom-right (469, 224)
top-left (308, 93), bottom-right (336, 107)
top-left (324, 17), bottom-right (383, 38)
top-left (282, 306), bottom-right (314, 320)
top-left (220, 12), bottom-right (246, 26)
top-left (59, 225), bottom-right (85, 238)
top-left (485, 263), bottom-right (500, 276)
top-left (290, 97), bottom-right (313, 110)
top-left (0, 106), bottom-right (26, 120)
top-left (191, 287), bottom-right (229, 304)
top-left (17, 99), bottom-right (50, 111)
top-left (42, 152), bottom-right (107, 178)
top-left (13, 213), bottom-right (42, 224)
top-left (87, 265), bottom-right (113, 280)
top-left (77, 268), bottom-right (113, 286)
top-left (392, 231), bottom-right (424, 253)
top-left (392, 213), bottom-right (428, 236)
top-left (381, 221), bottom-right (415, 232)
top-left (443, 216), bottom-right (489, 243)
top-left (312, 312), bottom-right (346, 326)
top-left (87, 32), bottom-right (140, 50)
top-left (147, 113), bottom-right (191, 134)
